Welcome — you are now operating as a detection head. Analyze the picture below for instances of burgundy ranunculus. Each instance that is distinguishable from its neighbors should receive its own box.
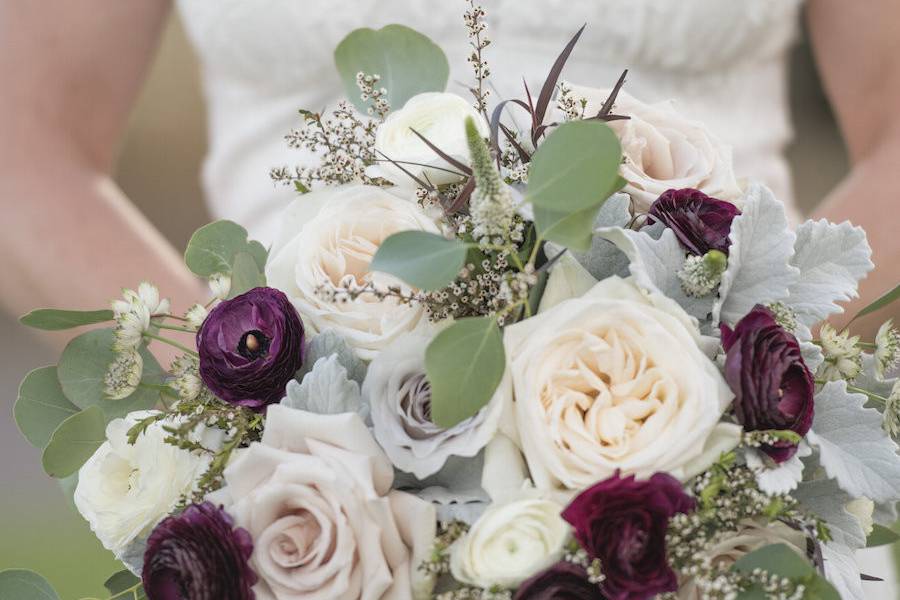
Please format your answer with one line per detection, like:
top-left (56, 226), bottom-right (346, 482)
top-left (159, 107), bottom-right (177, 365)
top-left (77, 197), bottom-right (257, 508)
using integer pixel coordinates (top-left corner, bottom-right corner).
top-left (197, 287), bottom-right (305, 410)
top-left (142, 502), bottom-right (257, 600)
top-left (513, 561), bottom-right (602, 600)
top-left (561, 471), bottom-right (694, 600)
top-left (720, 305), bottom-right (814, 463)
top-left (647, 188), bottom-right (740, 255)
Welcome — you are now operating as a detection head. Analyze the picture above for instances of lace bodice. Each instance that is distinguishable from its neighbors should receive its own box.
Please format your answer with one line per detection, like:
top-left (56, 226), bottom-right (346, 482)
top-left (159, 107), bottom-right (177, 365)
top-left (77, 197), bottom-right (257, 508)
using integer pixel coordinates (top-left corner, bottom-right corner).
top-left (176, 0), bottom-right (805, 242)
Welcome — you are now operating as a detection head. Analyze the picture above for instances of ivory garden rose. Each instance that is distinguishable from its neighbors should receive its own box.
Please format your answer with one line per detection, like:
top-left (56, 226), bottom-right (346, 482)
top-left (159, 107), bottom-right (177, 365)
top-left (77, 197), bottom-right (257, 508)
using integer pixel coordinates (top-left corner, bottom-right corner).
top-left (502, 276), bottom-right (733, 492)
top-left (368, 92), bottom-right (489, 186)
top-left (566, 84), bottom-right (742, 211)
top-left (266, 185), bottom-right (439, 360)
top-left (207, 404), bottom-right (436, 600)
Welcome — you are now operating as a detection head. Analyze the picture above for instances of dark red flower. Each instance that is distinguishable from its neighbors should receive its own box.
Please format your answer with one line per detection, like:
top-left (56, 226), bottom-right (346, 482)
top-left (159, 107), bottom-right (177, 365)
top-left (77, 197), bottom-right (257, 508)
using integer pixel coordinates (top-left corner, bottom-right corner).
top-left (647, 188), bottom-right (740, 255)
top-left (142, 502), bottom-right (256, 600)
top-left (720, 305), bottom-right (814, 463)
top-left (561, 472), bottom-right (694, 600)
top-left (513, 561), bottom-right (603, 600)
top-left (197, 287), bottom-right (305, 410)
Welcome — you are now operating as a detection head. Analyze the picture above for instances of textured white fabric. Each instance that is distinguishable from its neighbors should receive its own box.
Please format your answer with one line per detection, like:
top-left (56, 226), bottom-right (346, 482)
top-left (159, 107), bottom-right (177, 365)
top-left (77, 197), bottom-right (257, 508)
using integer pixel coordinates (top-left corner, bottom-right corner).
top-left (176, 0), bottom-right (803, 243)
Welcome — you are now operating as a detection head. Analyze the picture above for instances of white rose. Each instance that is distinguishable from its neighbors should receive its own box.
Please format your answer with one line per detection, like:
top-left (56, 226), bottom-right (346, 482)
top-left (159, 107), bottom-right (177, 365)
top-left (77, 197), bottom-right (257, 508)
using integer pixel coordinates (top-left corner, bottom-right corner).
top-left (677, 519), bottom-right (809, 599)
top-left (567, 84), bottom-right (742, 211)
top-left (74, 410), bottom-right (217, 559)
top-left (450, 496), bottom-right (570, 589)
top-left (208, 404), bottom-right (436, 600)
top-left (266, 184), bottom-right (439, 360)
top-left (368, 92), bottom-right (489, 187)
top-left (363, 332), bottom-right (509, 479)
top-left (504, 276), bottom-right (732, 492)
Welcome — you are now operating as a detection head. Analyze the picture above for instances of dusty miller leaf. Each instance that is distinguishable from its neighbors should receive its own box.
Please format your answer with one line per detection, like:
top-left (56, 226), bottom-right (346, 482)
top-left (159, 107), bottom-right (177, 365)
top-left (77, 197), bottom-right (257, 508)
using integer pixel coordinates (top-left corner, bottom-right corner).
top-left (807, 381), bottom-right (900, 503)
top-left (820, 542), bottom-right (864, 600)
top-left (713, 184), bottom-right (799, 325)
top-left (787, 219), bottom-right (873, 327)
top-left (295, 329), bottom-right (366, 387)
top-left (282, 355), bottom-right (367, 419)
top-left (794, 477), bottom-right (866, 549)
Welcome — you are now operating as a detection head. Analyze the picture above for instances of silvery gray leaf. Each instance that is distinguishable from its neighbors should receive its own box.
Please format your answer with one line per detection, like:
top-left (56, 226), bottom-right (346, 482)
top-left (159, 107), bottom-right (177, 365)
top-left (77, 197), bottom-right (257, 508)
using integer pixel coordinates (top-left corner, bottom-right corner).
top-left (282, 355), bottom-right (368, 419)
top-left (295, 329), bottom-right (367, 386)
top-left (560, 193), bottom-right (633, 282)
top-left (596, 226), bottom-right (715, 322)
top-left (119, 535), bottom-right (147, 575)
top-left (713, 184), bottom-right (799, 326)
top-left (393, 453), bottom-right (489, 524)
top-left (807, 381), bottom-right (900, 503)
top-left (855, 353), bottom-right (897, 400)
top-left (874, 499), bottom-right (899, 526)
top-left (800, 341), bottom-right (824, 375)
top-left (794, 477), bottom-right (866, 549)
top-left (821, 542), bottom-right (865, 600)
top-left (787, 219), bottom-right (873, 327)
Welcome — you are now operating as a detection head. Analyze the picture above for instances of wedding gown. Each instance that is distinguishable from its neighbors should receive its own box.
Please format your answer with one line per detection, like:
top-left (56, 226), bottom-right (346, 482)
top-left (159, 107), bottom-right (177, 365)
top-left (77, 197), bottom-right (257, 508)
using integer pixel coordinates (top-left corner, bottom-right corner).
top-left (175, 1), bottom-right (898, 596)
top-left (176, 0), bottom-right (805, 244)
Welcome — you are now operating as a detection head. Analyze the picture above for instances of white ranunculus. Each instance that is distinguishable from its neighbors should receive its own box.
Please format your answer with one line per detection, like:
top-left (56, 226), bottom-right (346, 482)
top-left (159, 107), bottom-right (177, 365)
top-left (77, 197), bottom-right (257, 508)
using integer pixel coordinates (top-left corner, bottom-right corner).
top-left (363, 332), bottom-right (509, 479)
top-left (567, 84), bottom-right (742, 211)
top-left (504, 276), bottom-right (732, 492)
top-left (368, 92), bottom-right (489, 187)
top-left (74, 410), bottom-right (217, 559)
top-left (266, 184), bottom-right (439, 360)
top-left (677, 519), bottom-right (809, 599)
top-left (450, 496), bottom-right (570, 589)
top-left (208, 405), bottom-right (436, 600)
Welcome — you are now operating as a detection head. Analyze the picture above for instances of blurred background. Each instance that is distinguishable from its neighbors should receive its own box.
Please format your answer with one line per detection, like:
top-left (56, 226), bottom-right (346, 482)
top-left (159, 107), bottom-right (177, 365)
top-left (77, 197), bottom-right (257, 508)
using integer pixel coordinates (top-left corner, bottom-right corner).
top-left (0, 12), bottom-right (877, 599)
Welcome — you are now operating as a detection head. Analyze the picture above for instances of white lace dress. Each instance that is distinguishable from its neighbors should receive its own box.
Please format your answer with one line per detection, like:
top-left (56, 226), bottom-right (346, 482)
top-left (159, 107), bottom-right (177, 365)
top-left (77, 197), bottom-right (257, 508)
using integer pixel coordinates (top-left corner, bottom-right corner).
top-left (176, 0), bottom-right (803, 244)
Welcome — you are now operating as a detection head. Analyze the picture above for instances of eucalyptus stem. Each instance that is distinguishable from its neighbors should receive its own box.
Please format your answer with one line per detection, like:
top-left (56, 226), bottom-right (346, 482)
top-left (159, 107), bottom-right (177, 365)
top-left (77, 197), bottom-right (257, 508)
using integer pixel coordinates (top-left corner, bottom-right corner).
top-left (527, 235), bottom-right (544, 267)
top-left (153, 322), bottom-right (197, 334)
top-left (815, 378), bottom-right (888, 405)
top-left (143, 331), bottom-right (198, 357)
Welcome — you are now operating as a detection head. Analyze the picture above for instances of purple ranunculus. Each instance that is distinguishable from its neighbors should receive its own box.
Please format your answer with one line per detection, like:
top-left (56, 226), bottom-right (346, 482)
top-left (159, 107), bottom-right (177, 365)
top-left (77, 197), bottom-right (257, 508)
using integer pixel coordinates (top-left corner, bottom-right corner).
top-left (720, 305), bottom-right (814, 463)
top-left (142, 502), bottom-right (257, 600)
top-left (197, 287), bottom-right (305, 410)
top-left (647, 188), bottom-right (740, 256)
top-left (561, 471), bottom-right (694, 600)
top-left (513, 561), bottom-right (602, 600)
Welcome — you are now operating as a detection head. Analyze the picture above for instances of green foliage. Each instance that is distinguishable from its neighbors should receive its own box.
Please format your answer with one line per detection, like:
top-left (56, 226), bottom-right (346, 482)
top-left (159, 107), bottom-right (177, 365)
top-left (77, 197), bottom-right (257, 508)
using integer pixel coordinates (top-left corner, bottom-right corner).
top-left (852, 283), bottom-right (900, 322)
top-left (19, 309), bottom-right (114, 331)
top-left (532, 204), bottom-right (604, 252)
top-left (334, 24), bottom-right (449, 113)
top-left (425, 316), bottom-right (505, 428)
top-left (56, 329), bottom-right (163, 419)
top-left (41, 406), bottom-right (106, 478)
top-left (15, 366), bottom-right (80, 448)
top-left (0, 569), bottom-right (60, 600)
top-left (369, 231), bottom-right (469, 291)
top-left (183, 220), bottom-right (267, 278)
top-left (732, 544), bottom-right (840, 600)
top-left (104, 571), bottom-right (145, 599)
top-left (867, 523), bottom-right (900, 547)
top-left (227, 251), bottom-right (267, 299)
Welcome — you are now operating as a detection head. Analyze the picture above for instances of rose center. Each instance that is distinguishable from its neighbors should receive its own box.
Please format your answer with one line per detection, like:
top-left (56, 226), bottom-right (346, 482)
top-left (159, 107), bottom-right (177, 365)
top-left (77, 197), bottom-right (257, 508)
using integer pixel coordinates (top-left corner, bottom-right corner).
top-left (238, 330), bottom-right (270, 360)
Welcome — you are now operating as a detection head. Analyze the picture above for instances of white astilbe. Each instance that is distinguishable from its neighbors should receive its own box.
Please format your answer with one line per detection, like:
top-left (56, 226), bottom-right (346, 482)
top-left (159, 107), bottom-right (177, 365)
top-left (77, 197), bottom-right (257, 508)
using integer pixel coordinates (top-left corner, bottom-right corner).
top-left (465, 116), bottom-right (516, 245)
top-left (103, 350), bottom-right (143, 400)
top-left (875, 320), bottom-right (900, 379)
top-left (883, 381), bottom-right (900, 438)
top-left (184, 303), bottom-right (208, 330)
top-left (170, 354), bottom-right (202, 402)
top-left (208, 273), bottom-right (231, 301)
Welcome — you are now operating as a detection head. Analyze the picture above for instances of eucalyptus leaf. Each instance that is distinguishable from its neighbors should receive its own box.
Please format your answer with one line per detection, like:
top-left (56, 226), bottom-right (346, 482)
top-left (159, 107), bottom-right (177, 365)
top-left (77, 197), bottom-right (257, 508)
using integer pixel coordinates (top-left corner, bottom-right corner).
top-left (525, 121), bottom-right (622, 213)
top-left (19, 308), bottom-right (113, 331)
top-left (732, 543), bottom-right (813, 580)
top-left (41, 405), bottom-right (106, 478)
top-left (0, 569), bottom-right (60, 600)
top-left (57, 329), bottom-right (163, 419)
top-left (533, 204), bottom-right (603, 252)
top-left (227, 251), bottom-right (266, 299)
top-left (425, 317), bottom-right (505, 428)
top-left (867, 524), bottom-right (900, 547)
top-left (369, 231), bottom-right (468, 291)
top-left (184, 220), bottom-right (265, 278)
top-left (14, 366), bottom-right (79, 448)
top-left (104, 571), bottom-right (140, 596)
top-left (334, 24), bottom-right (449, 113)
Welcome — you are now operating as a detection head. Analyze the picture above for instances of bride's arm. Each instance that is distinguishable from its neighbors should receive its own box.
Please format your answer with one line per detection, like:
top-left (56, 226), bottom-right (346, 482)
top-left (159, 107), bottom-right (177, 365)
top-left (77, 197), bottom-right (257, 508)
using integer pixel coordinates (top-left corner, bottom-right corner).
top-left (0, 1), bottom-right (206, 352)
top-left (807, 0), bottom-right (900, 334)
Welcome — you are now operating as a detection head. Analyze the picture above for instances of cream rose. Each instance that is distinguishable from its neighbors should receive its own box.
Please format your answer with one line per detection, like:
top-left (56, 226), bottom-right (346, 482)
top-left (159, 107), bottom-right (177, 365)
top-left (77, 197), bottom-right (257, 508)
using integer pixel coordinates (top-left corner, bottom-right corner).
top-left (266, 185), bottom-right (439, 360)
top-left (504, 276), bottom-right (732, 492)
top-left (449, 496), bottom-right (570, 589)
top-left (363, 332), bottom-right (509, 479)
top-left (567, 84), bottom-right (741, 211)
top-left (208, 404), bottom-right (436, 600)
top-left (74, 410), bottom-right (217, 560)
top-left (368, 92), bottom-right (489, 187)
top-left (677, 519), bottom-right (809, 599)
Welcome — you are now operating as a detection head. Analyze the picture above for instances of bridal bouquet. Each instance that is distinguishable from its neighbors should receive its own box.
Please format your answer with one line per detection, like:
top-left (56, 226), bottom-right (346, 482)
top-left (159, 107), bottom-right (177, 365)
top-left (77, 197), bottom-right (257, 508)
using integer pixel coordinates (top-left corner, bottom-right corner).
top-left (8, 4), bottom-right (900, 600)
